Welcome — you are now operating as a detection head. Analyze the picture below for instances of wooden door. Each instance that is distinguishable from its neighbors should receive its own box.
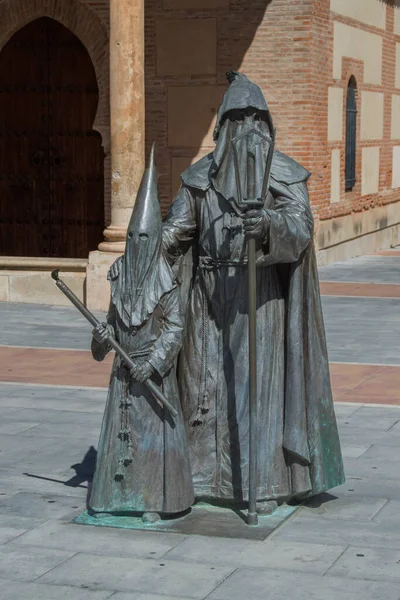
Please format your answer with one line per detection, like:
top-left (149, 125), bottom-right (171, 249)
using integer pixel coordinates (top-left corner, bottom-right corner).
top-left (0, 17), bottom-right (104, 258)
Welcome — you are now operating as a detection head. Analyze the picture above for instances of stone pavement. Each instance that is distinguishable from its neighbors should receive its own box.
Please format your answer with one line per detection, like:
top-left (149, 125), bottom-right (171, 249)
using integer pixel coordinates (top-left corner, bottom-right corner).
top-left (0, 250), bottom-right (400, 599)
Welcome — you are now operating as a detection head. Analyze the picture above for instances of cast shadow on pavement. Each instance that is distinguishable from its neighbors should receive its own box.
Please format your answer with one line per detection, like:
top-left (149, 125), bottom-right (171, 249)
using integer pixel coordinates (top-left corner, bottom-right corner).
top-left (23, 445), bottom-right (97, 506)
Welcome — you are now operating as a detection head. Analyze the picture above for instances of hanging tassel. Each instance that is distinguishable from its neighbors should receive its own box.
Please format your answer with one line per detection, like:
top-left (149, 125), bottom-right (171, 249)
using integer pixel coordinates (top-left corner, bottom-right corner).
top-left (114, 458), bottom-right (125, 481)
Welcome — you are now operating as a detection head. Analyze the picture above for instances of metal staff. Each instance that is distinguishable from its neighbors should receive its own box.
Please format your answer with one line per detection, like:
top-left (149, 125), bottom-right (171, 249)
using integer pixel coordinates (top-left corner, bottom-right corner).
top-left (232, 128), bottom-right (275, 526)
top-left (51, 269), bottom-right (178, 419)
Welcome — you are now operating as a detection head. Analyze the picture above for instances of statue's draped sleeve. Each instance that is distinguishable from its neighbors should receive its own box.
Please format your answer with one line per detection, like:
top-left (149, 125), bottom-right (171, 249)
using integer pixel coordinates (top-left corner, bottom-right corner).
top-left (147, 288), bottom-right (184, 377)
top-left (162, 187), bottom-right (197, 264)
top-left (258, 181), bottom-right (314, 266)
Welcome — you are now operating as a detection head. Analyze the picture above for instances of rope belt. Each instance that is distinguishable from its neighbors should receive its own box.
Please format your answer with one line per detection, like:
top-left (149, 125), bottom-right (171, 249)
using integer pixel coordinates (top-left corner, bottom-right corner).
top-left (199, 256), bottom-right (248, 270)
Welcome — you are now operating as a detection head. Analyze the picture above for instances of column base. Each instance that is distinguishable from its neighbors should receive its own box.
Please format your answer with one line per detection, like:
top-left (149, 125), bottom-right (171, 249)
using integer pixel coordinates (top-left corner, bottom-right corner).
top-left (98, 225), bottom-right (127, 254)
top-left (86, 250), bottom-right (123, 311)
top-left (98, 240), bottom-right (126, 253)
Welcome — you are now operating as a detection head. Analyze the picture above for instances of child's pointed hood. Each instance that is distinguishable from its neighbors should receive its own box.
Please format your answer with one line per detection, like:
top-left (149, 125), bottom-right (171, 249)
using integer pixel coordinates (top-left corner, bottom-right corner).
top-left (109, 144), bottom-right (175, 328)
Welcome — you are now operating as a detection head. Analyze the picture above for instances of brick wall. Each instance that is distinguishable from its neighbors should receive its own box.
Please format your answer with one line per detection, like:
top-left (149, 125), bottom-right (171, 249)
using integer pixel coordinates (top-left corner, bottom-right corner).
top-left (83, 0), bottom-right (400, 236)
top-left (145, 0), bottom-right (317, 211)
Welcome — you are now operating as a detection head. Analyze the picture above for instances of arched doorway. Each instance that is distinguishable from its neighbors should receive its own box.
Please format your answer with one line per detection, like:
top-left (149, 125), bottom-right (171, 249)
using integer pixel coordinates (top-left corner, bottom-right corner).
top-left (0, 17), bottom-right (104, 258)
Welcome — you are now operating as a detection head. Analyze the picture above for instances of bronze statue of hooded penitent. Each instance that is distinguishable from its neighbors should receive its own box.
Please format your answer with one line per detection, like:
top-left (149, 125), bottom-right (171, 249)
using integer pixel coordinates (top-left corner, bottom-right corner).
top-left (90, 147), bottom-right (194, 522)
top-left (162, 72), bottom-right (345, 512)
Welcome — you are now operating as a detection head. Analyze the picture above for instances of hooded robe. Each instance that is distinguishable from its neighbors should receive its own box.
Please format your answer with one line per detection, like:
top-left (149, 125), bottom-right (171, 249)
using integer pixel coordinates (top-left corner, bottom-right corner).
top-left (162, 73), bottom-right (344, 503)
top-left (89, 150), bottom-right (194, 515)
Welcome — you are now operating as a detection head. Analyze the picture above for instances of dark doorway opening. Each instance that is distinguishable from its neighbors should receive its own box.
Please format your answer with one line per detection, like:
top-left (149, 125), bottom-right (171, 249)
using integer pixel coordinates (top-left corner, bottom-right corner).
top-left (0, 17), bottom-right (104, 258)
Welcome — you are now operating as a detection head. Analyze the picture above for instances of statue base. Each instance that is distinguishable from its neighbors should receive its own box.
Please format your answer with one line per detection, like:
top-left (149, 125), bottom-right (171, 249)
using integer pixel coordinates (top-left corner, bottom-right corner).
top-left (73, 501), bottom-right (301, 541)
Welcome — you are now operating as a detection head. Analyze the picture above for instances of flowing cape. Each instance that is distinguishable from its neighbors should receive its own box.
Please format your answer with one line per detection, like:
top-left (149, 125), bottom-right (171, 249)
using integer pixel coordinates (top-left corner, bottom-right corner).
top-left (172, 149), bottom-right (344, 495)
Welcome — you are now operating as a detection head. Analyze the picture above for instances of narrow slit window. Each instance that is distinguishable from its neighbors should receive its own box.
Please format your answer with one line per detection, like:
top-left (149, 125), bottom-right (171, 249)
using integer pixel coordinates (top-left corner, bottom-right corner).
top-left (345, 77), bottom-right (357, 191)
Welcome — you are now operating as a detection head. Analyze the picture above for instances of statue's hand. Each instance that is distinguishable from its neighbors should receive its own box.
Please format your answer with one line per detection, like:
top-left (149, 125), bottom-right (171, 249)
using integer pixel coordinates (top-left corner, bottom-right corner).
top-left (130, 359), bottom-right (155, 383)
top-left (109, 256), bottom-right (123, 280)
top-left (92, 322), bottom-right (113, 344)
top-left (242, 208), bottom-right (270, 240)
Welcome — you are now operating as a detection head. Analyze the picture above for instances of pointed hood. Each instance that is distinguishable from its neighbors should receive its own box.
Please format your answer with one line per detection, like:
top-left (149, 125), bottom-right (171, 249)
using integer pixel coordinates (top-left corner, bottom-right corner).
top-left (213, 71), bottom-right (274, 141)
top-left (109, 144), bottom-right (176, 328)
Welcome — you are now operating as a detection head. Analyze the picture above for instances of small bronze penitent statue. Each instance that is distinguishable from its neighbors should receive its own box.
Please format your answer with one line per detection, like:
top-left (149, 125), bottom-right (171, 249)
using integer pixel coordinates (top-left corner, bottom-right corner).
top-left (89, 146), bottom-right (194, 523)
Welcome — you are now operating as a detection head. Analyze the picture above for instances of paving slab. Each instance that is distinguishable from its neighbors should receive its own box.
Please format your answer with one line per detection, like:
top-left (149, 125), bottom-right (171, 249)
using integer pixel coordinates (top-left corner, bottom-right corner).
top-left (0, 383), bottom-right (107, 413)
top-left (0, 545), bottom-right (75, 582)
top-left (301, 494), bottom-right (387, 521)
top-left (0, 579), bottom-right (114, 600)
top-left (338, 406), bottom-right (400, 431)
top-left (14, 407), bottom-right (103, 426)
top-left (0, 526), bottom-right (32, 545)
top-left (272, 513), bottom-right (400, 550)
top-left (19, 421), bottom-right (101, 440)
top-left (164, 536), bottom-right (345, 574)
top-left (387, 419), bottom-right (400, 433)
top-left (111, 594), bottom-right (193, 600)
top-left (206, 567), bottom-right (400, 600)
top-left (340, 444), bottom-right (372, 459)
top-left (0, 421), bottom-right (39, 435)
top-left (319, 256), bottom-right (400, 284)
top-left (0, 492), bottom-right (84, 519)
top-left (338, 426), bottom-right (400, 448)
top-left (0, 407), bottom-right (27, 418)
top-left (344, 456), bottom-right (399, 480)
top-left (0, 434), bottom-right (55, 468)
top-left (10, 518), bottom-right (186, 559)
top-left (0, 464), bottom-right (89, 491)
top-left (357, 444), bottom-right (400, 462)
top-left (332, 403), bottom-right (363, 417)
top-left (327, 546), bottom-right (400, 582)
top-left (38, 553), bottom-right (234, 598)
top-left (0, 302), bottom-right (106, 350)
top-left (0, 383), bottom-right (105, 400)
top-left (321, 296), bottom-right (400, 364)
top-left (0, 395), bottom-right (106, 413)
top-left (0, 514), bottom-right (45, 530)
top-left (332, 476), bottom-right (400, 501)
top-left (372, 500), bottom-right (400, 524)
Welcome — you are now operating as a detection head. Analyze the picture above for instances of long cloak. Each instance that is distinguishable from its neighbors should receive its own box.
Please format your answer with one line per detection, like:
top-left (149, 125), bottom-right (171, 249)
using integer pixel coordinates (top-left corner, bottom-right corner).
top-left (163, 149), bottom-right (345, 503)
top-left (89, 286), bottom-right (194, 514)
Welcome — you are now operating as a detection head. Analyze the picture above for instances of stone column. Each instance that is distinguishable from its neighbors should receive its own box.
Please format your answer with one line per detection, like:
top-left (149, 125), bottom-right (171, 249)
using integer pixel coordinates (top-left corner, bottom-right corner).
top-left (87, 0), bottom-right (145, 309)
top-left (99, 0), bottom-right (145, 253)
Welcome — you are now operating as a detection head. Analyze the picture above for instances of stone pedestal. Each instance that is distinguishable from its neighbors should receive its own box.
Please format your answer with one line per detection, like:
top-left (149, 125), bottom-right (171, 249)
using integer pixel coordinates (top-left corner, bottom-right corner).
top-left (86, 251), bottom-right (122, 311)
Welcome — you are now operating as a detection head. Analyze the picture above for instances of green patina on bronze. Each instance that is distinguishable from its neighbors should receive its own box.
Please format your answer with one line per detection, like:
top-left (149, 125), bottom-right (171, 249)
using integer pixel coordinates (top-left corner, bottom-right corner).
top-left (73, 502), bottom-right (301, 541)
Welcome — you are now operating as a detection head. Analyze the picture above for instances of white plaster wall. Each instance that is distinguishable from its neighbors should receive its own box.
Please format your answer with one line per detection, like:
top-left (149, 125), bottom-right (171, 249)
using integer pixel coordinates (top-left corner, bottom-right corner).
top-left (333, 22), bottom-right (383, 85)
top-left (317, 223), bottom-right (400, 266)
top-left (330, 149), bottom-right (341, 203)
top-left (395, 3), bottom-right (400, 36)
top-left (362, 147), bottom-right (380, 195)
top-left (361, 92), bottom-right (384, 140)
top-left (328, 87), bottom-right (343, 142)
top-left (330, 0), bottom-right (386, 30)
top-left (391, 95), bottom-right (400, 139)
top-left (396, 44), bottom-right (400, 90)
top-left (392, 146), bottom-right (400, 189)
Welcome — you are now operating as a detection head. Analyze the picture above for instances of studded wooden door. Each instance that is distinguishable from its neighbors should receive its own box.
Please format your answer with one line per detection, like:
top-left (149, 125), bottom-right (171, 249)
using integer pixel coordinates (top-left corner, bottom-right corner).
top-left (0, 17), bottom-right (104, 258)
